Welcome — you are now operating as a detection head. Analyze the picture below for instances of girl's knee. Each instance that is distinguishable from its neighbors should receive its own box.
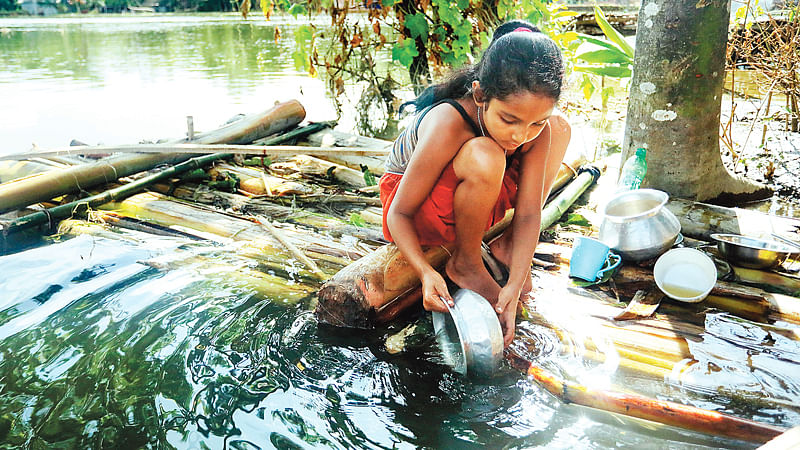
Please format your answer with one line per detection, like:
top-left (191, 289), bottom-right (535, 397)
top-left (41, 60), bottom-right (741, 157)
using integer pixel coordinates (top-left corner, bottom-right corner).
top-left (456, 137), bottom-right (506, 183)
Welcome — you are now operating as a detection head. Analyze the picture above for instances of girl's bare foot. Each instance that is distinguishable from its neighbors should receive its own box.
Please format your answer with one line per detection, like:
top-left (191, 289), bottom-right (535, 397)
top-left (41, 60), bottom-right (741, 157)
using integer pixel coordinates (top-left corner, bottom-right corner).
top-left (445, 252), bottom-right (502, 304)
top-left (489, 235), bottom-right (533, 298)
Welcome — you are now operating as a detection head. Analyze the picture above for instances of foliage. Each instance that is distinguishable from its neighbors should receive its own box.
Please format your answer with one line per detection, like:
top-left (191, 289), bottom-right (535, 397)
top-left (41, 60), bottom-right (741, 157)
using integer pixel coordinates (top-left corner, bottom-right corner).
top-left (573, 6), bottom-right (633, 105)
top-left (0, 0), bottom-right (17, 12)
top-left (259, 0), bottom-right (580, 116)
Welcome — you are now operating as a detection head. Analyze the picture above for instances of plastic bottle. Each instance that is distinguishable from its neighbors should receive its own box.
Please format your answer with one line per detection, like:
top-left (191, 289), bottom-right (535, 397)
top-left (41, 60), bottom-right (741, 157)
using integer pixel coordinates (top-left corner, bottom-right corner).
top-left (617, 147), bottom-right (647, 191)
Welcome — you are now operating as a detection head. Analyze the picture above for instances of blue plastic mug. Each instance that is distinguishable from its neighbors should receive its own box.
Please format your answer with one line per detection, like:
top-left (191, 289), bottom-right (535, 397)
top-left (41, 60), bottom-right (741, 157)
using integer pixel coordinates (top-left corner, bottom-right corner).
top-left (569, 236), bottom-right (622, 282)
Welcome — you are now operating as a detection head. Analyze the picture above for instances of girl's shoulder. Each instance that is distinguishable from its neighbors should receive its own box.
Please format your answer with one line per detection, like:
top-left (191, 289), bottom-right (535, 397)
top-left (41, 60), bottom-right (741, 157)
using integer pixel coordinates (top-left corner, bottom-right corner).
top-left (417, 99), bottom-right (477, 139)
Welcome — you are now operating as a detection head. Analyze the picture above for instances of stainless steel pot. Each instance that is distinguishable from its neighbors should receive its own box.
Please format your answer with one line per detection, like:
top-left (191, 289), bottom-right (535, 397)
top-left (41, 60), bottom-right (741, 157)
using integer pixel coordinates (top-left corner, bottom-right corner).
top-left (599, 189), bottom-right (681, 262)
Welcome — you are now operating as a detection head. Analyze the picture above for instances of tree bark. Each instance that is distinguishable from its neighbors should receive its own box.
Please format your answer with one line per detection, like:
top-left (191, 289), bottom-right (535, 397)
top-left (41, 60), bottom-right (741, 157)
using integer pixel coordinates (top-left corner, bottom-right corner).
top-left (622, 0), bottom-right (771, 204)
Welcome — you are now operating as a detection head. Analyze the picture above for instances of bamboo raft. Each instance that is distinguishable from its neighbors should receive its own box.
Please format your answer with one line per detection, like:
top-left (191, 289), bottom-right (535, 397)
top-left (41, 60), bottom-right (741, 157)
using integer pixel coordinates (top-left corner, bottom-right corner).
top-left (1, 99), bottom-right (799, 445)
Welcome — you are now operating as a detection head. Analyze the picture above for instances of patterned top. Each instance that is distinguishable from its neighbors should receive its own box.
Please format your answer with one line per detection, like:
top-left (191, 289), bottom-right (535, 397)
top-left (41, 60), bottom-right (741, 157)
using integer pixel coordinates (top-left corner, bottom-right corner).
top-left (384, 99), bottom-right (482, 174)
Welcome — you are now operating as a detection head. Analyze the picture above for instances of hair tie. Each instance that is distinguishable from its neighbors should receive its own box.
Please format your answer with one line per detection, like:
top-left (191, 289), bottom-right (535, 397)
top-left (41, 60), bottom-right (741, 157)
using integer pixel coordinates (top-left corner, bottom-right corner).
top-left (513, 27), bottom-right (534, 33)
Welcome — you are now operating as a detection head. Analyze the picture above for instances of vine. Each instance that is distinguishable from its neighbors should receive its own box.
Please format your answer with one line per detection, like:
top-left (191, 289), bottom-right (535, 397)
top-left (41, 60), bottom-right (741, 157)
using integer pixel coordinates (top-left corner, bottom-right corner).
top-left (260, 0), bottom-right (580, 119)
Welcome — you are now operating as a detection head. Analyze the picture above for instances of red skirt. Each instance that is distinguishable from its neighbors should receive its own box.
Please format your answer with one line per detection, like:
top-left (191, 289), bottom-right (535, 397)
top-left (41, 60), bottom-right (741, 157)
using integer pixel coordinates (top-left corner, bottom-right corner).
top-left (379, 160), bottom-right (520, 246)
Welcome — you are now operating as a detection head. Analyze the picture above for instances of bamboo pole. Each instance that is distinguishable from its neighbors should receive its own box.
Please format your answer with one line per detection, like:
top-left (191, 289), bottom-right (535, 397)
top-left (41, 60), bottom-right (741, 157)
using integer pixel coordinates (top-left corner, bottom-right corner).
top-left (0, 144), bottom-right (389, 162)
top-left (306, 127), bottom-right (391, 176)
top-left (506, 351), bottom-right (786, 444)
top-left (56, 220), bottom-right (317, 301)
top-left (2, 153), bottom-right (231, 238)
top-left (271, 155), bottom-right (370, 187)
top-left (0, 100), bottom-right (306, 214)
top-left (316, 164), bottom-right (599, 328)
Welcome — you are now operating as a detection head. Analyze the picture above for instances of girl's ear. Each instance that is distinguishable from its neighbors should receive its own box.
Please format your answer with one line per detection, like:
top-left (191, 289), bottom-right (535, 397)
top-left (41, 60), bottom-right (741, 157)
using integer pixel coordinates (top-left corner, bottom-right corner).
top-left (471, 81), bottom-right (485, 104)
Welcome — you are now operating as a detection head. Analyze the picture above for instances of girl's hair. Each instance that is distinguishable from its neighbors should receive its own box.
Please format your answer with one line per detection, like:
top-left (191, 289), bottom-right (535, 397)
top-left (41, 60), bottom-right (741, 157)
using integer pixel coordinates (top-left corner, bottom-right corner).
top-left (400, 20), bottom-right (564, 113)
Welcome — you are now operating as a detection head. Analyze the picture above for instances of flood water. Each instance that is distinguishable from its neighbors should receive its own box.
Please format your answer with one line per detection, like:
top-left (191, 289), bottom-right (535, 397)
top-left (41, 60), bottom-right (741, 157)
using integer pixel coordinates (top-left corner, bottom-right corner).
top-left (1, 14), bottom-right (799, 449)
top-left (0, 13), bottom-right (397, 156)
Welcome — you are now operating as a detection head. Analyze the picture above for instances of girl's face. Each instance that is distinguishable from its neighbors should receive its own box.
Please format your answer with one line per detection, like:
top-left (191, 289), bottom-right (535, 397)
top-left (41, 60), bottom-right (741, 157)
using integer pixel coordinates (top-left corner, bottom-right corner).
top-left (479, 90), bottom-right (556, 152)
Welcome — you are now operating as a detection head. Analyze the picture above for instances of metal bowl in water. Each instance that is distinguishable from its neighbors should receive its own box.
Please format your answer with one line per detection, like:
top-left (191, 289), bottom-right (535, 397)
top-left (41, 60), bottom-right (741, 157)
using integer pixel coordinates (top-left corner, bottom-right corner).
top-left (432, 289), bottom-right (503, 377)
top-left (711, 233), bottom-right (795, 269)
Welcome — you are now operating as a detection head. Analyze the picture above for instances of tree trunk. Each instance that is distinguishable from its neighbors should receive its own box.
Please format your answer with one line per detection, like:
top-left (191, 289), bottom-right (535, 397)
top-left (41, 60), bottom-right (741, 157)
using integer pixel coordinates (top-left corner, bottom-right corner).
top-left (622, 0), bottom-right (771, 204)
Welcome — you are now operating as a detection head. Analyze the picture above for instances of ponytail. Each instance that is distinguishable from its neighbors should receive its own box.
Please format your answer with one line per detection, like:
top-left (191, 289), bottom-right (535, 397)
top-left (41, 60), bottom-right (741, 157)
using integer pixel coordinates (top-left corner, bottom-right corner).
top-left (399, 65), bottom-right (477, 114)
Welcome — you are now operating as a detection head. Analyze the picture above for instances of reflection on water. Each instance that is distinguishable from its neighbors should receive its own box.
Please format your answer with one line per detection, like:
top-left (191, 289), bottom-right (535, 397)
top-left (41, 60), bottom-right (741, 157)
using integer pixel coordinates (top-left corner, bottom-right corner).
top-left (0, 14), bottom-right (400, 156)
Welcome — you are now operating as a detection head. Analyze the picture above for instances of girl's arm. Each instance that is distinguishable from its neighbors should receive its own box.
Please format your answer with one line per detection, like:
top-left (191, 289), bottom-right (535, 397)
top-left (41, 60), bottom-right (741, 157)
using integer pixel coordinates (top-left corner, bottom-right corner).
top-left (385, 106), bottom-right (475, 312)
top-left (496, 125), bottom-right (550, 312)
top-left (496, 115), bottom-right (571, 314)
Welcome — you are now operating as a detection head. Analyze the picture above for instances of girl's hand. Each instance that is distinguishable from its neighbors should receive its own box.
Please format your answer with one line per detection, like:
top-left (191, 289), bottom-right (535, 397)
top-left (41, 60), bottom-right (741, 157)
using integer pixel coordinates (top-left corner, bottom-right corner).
top-left (421, 269), bottom-right (453, 313)
top-left (495, 284), bottom-right (521, 315)
top-left (498, 296), bottom-right (519, 347)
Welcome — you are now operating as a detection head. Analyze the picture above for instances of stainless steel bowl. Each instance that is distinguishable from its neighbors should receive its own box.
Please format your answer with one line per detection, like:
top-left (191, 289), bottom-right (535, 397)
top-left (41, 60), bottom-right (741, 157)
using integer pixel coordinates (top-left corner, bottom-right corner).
top-left (711, 233), bottom-right (795, 269)
top-left (432, 289), bottom-right (503, 377)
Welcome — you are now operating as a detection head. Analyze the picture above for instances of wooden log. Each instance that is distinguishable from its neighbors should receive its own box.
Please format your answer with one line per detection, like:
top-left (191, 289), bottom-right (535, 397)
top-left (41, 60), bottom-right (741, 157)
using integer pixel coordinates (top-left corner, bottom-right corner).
top-left (0, 100), bottom-right (306, 214)
top-left (315, 164), bottom-right (597, 328)
top-left (664, 198), bottom-right (800, 242)
top-left (506, 351), bottom-right (786, 444)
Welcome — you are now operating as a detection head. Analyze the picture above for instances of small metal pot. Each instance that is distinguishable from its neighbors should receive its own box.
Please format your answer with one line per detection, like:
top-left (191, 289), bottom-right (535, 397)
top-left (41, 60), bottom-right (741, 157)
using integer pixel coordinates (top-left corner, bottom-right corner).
top-left (711, 233), bottom-right (795, 269)
top-left (599, 189), bottom-right (682, 262)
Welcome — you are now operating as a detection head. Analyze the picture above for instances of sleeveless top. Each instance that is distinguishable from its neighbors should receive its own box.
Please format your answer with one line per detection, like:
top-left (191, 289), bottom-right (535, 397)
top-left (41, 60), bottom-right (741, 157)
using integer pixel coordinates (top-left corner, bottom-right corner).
top-left (384, 99), bottom-right (483, 174)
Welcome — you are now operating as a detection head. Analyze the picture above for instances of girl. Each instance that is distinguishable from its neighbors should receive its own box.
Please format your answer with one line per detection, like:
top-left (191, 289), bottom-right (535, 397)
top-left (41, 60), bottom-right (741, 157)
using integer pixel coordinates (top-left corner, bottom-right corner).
top-left (380, 20), bottom-right (571, 346)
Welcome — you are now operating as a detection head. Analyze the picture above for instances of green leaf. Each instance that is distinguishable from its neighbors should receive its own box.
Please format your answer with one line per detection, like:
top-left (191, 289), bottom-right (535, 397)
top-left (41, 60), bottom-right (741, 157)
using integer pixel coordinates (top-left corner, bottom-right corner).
top-left (392, 37), bottom-right (419, 68)
top-left (404, 13), bottom-right (429, 43)
top-left (294, 25), bottom-right (313, 43)
top-left (553, 10), bottom-right (579, 18)
top-left (526, 9), bottom-right (544, 28)
top-left (455, 0), bottom-right (468, 9)
top-left (292, 49), bottom-right (308, 71)
top-left (564, 213), bottom-right (591, 227)
top-left (575, 48), bottom-right (631, 65)
top-left (594, 6), bottom-right (634, 58)
top-left (577, 33), bottom-right (624, 52)
top-left (349, 213), bottom-right (366, 227)
top-left (288, 3), bottom-right (307, 18)
top-left (381, 0), bottom-right (397, 6)
top-left (478, 30), bottom-right (490, 49)
top-left (361, 165), bottom-right (377, 186)
top-left (574, 64), bottom-right (632, 78)
top-left (601, 86), bottom-right (615, 105)
top-left (580, 74), bottom-right (595, 101)
top-left (434, 0), bottom-right (462, 27)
